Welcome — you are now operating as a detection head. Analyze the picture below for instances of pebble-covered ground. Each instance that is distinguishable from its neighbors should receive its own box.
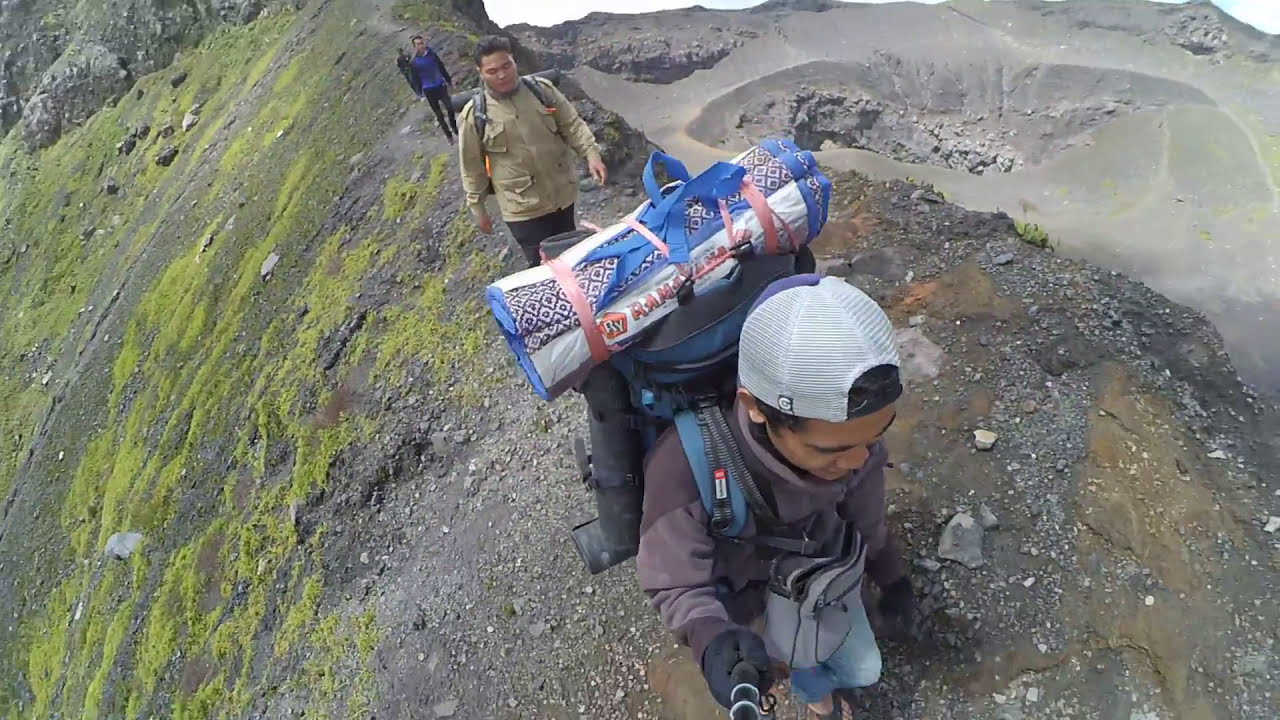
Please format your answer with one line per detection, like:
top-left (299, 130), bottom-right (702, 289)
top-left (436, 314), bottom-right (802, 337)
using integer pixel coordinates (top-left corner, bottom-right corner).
top-left (284, 171), bottom-right (1280, 720)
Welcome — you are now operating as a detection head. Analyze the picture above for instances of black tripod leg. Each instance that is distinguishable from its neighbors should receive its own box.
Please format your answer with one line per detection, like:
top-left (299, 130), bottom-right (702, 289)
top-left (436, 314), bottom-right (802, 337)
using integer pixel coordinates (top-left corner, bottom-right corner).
top-left (569, 363), bottom-right (645, 574)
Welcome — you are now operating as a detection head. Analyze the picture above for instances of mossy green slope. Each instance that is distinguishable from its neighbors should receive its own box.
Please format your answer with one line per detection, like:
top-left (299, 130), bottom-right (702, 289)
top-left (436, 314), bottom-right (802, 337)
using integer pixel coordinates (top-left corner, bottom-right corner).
top-left (0, 0), bottom-right (501, 716)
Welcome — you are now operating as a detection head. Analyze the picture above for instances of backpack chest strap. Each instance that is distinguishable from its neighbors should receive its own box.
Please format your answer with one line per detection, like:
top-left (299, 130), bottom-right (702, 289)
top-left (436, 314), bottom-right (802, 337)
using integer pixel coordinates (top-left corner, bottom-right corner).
top-left (675, 403), bottom-right (782, 538)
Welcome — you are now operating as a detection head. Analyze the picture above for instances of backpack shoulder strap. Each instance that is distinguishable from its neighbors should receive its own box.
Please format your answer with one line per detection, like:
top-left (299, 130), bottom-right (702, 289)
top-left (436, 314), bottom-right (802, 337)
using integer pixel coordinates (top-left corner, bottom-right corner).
top-left (675, 405), bottom-right (826, 555)
top-left (674, 409), bottom-right (748, 537)
top-left (474, 77), bottom-right (551, 139)
top-left (471, 89), bottom-right (488, 138)
top-left (523, 75), bottom-right (554, 108)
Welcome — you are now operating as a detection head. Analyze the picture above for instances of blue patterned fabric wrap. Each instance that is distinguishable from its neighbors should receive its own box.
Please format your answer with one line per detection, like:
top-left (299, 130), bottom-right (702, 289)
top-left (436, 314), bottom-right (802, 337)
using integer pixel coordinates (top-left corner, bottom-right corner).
top-left (485, 139), bottom-right (832, 400)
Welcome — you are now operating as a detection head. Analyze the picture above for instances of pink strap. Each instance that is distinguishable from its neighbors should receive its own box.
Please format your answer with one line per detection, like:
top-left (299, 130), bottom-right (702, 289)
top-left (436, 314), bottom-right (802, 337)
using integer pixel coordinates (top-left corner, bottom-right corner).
top-left (580, 221), bottom-right (603, 232)
top-left (623, 218), bottom-right (670, 257)
top-left (718, 200), bottom-right (751, 245)
top-left (738, 177), bottom-right (799, 254)
top-left (546, 258), bottom-right (610, 364)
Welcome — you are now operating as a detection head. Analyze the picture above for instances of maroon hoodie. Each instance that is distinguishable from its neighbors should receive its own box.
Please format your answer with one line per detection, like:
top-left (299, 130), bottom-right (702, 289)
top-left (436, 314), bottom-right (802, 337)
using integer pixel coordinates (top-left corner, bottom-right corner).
top-left (636, 399), bottom-right (903, 662)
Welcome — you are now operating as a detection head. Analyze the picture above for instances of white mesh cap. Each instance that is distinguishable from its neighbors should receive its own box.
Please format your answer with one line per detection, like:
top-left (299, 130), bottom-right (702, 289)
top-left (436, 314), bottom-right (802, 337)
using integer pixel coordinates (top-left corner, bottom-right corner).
top-left (738, 275), bottom-right (900, 423)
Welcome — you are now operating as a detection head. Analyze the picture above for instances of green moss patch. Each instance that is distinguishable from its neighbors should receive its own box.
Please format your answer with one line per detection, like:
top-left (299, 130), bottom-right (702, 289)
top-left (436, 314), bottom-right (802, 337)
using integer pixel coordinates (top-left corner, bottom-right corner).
top-left (1014, 219), bottom-right (1053, 250)
top-left (3, 1), bottom-right (507, 717)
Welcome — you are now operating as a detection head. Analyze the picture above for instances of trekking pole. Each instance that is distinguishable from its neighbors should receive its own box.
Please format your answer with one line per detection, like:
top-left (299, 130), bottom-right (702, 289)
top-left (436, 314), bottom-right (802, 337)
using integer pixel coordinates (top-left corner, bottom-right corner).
top-left (727, 661), bottom-right (770, 719)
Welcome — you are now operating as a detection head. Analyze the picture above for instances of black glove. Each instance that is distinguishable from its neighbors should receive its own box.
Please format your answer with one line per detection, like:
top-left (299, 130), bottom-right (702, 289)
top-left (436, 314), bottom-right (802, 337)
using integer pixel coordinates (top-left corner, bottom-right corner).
top-left (700, 627), bottom-right (773, 709)
top-left (878, 576), bottom-right (929, 643)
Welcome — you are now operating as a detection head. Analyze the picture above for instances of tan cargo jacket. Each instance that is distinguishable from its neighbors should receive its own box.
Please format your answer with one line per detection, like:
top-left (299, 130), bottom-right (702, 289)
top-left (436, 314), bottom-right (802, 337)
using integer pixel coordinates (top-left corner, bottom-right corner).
top-left (457, 78), bottom-right (603, 223)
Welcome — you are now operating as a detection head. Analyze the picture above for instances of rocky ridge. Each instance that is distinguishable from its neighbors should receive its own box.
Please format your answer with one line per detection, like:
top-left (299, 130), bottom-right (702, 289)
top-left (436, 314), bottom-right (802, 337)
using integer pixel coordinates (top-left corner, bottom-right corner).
top-left (510, 12), bottom-right (767, 84)
top-left (513, 0), bottom-right (1278, 90)
top-left (1041, 0), bottom-right (1278, 61)
top-left (1, 0), bottom-right (298, 149)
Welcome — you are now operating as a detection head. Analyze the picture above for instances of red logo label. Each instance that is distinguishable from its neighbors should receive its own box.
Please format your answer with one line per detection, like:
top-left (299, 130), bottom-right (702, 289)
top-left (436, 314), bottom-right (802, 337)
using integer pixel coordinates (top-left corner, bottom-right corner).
top-left (598, 312), bottom-right (628, 340)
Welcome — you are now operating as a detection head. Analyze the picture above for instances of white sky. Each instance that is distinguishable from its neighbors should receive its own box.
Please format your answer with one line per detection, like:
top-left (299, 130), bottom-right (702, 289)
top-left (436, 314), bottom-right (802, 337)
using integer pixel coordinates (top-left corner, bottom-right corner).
top-left (484, 0), bottom-right (1280, 34)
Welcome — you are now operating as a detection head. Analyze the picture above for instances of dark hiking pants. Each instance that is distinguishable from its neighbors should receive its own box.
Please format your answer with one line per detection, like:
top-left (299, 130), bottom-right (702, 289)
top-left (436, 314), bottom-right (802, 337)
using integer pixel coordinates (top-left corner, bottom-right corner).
top-left (423, 84), bottom-right (458, 139)
top-left (506, 205), bottom-right (577, 268)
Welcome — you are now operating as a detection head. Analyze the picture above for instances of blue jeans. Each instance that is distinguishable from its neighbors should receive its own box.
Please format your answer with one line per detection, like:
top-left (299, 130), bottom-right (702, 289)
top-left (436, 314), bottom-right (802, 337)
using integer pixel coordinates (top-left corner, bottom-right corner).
top-left (784, 598), bottom-right (882, 704)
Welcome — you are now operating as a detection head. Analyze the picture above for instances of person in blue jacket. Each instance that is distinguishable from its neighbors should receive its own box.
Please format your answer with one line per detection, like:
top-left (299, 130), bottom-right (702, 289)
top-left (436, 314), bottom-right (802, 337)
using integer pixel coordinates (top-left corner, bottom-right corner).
top-left (411, 35), bottom-right (459, 144)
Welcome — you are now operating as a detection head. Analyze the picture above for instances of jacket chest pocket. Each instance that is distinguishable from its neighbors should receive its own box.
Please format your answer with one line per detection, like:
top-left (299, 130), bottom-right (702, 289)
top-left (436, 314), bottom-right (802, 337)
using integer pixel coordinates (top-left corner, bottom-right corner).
top-left (537, 108), bottom-right (559, 136)
top-left (482, 119), bottom-right (508, 154)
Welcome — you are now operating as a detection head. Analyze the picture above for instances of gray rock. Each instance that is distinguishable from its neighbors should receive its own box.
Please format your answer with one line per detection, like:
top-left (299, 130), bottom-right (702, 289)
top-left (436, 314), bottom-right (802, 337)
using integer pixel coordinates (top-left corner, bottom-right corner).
top-left (433, 699), bottom-right (459, 718)
top-left (181, 111), bottom-right (199, 132)
top-left (215, 0), bottom-right (267, 23)
top-left (788, 88), bottom-right (1020, 173)
top-left (938, 512), bottom-right (985, 569)
top-left (19, 43), bottom-right (133, 150)
top-left (1162, 10), bottom-right (1227, 55)
top-left (430, 431), bottom-right (450, 456)
top-left (260, 252), bottom-right (281, 279)
top-left (102, 178), bottom-right (120, 195)
top-left (915, 557), bottom-right (942, 572)
top-left (993, 252), bottom-right (1015, 265)
top-left (979, 503), bottom-right (1000, 530)
top-left (847, 246), bottom-right (913, 281)
top-left (895, 327), bottom-right (944, 384)
top-left (513, 24), bottom-right (749, 84)
top-left (155, 145), bottom-right (178, 166)
top-left (973, 429), bottom-right (998, 450)
top-left (104, 531), bottom-right (144, 560)
top-left (170, 71), bottom-right (188, 88)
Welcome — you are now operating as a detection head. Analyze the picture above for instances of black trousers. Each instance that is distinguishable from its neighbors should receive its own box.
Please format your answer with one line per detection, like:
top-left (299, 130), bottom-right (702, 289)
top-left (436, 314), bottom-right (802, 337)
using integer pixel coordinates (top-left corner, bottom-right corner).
top-left (507, 204), bottom-right (577, 268)
top-left (423, 84), bottom-right (457, 138)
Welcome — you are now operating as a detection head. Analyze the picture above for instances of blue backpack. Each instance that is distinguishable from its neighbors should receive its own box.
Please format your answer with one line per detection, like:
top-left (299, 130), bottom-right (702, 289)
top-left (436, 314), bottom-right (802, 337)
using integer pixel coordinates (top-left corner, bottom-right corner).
top-left (546, 228), bottom-right (813, 546)
top-left (551, 141), bottom-right (831, 570)
top-left (612, 246), bottom-right (814, 537)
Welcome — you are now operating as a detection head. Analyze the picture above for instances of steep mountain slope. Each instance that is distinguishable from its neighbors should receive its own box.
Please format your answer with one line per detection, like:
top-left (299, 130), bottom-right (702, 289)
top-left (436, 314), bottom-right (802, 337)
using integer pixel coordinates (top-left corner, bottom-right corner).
top-left (0, 0), bottom-right (651, 715)
top-left (1, 0), bottom-right (1278, 719)
top-left (0, 0), bottom-right (303, 149)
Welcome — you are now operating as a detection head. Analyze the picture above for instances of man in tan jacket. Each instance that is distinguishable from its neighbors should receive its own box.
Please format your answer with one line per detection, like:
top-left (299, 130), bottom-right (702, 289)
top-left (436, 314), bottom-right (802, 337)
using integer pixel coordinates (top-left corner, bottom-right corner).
top-left (457, 36), bottom-right (608, 268)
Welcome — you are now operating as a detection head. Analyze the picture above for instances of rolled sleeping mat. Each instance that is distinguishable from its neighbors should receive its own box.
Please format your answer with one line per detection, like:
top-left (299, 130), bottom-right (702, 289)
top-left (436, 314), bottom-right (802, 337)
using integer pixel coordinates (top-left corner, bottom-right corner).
top-left (448, 68), bottom-right (563, 112)
top-left (483, 139), bottom-right (832, 402)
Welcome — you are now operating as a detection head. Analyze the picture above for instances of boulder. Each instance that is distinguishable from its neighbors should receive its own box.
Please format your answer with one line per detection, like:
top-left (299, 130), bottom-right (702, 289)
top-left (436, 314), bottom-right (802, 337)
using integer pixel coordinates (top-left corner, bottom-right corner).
top-left (155, 145), bottom-right (178, 166)
top-left (18, 42), bottom-right (132, 150)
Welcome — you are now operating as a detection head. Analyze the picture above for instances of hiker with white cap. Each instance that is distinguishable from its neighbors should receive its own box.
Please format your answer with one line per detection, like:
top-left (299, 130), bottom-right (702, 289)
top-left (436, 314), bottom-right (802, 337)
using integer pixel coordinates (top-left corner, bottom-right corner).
top-left (636, 274), bottom-right (926, 719)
